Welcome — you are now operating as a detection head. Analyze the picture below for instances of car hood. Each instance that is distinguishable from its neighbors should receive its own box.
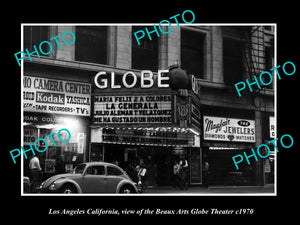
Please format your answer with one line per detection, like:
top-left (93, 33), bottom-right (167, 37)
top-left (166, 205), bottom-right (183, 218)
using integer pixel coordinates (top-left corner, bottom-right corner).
top-left (42, 173), bottom-right (81, 188)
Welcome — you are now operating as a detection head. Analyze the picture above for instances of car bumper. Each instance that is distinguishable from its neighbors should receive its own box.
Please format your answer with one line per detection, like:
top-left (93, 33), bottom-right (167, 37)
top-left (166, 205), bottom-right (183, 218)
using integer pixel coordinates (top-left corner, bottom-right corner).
top-left (37, 187), bottom-right (57, 193)
top-left (37, 184), bottom-right (59, 193)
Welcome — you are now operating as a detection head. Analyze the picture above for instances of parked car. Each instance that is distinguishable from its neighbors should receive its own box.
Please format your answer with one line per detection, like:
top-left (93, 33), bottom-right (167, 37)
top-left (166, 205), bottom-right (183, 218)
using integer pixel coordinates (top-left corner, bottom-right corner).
top-left (38, 162), bottom-right (138, 194)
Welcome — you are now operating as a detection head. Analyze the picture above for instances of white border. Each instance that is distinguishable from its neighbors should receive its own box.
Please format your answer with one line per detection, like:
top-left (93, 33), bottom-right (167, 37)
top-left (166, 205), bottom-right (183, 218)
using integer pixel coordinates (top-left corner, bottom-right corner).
top-left (21, 23), bottom-right (277, 197)
top-left (274, 23), bottom-right (277, 196)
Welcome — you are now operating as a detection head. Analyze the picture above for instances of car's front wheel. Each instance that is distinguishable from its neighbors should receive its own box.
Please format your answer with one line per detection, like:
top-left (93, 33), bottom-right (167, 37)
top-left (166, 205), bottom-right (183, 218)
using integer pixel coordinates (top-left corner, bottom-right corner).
top-left (119, 185), bottom-right (136, 194)
top-left (59, 184), bottom-right (77, 194)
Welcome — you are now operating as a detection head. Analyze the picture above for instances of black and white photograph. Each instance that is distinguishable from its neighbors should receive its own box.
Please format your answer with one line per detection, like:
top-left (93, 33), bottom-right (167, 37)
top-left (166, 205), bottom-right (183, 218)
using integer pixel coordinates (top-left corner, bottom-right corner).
top-left (21, 23), bottom-right (276, 196)
top-left (4, 5), bottom-right (298, 221)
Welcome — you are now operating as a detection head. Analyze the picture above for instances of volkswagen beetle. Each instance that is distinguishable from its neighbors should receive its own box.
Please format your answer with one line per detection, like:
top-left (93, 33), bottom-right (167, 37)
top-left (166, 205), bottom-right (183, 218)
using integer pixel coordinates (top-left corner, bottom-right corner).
top-left (38, 162), bottom-right (138, 194)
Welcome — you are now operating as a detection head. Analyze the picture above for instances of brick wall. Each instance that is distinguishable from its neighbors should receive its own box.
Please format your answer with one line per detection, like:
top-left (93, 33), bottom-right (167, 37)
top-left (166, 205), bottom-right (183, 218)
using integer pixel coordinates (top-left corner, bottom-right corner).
top-left (210, 27), bottom-right (223, 83)
top-left (56, 26), bottom-right (75, 61)
top-left (115, 26), bottom-right (132, 69)
top-left (159, 25), bottom-right (180, 69)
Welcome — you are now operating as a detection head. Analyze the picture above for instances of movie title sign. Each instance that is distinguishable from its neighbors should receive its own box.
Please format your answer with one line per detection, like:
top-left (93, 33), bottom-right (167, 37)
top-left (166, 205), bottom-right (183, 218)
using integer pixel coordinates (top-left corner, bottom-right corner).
top-left (93, 94), bottom-right (172, 124)
top-left (23, 76), bottom-right (91, 116)
top-left (100, 127), bottom-right (194, 147)
top-left (203, 116), bottom-right (255, 143)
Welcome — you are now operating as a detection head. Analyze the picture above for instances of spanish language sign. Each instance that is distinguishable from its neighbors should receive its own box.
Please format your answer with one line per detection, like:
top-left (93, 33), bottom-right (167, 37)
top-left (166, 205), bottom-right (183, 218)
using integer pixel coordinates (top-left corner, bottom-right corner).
top-left (23, 76), bottom-right (91, 116)
top-left (93, 94), bottom-right (172, 124)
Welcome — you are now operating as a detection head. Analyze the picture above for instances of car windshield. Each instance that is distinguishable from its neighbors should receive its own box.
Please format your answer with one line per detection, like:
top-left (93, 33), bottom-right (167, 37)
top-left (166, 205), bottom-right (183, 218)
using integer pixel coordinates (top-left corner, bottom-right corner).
top-left (74, 164), bottom-right (86, 174)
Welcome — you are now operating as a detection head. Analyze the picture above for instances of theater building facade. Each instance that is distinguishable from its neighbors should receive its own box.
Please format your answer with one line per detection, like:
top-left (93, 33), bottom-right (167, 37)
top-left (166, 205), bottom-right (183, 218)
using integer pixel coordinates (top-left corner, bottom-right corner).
top-left (23, 25), bottom-right (274, 186)
top-left (90, 69), bottom-right (201, 185)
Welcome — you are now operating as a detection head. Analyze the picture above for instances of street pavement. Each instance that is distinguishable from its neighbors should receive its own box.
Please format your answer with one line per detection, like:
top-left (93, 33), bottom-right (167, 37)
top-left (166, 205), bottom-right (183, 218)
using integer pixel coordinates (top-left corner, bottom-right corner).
top-left (142, 184), bottom-right (275, 194)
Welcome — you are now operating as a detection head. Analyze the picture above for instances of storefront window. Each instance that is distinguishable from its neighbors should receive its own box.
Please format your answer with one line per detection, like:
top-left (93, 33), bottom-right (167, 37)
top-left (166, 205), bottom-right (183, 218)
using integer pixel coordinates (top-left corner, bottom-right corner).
top-left (23, 114), bottom-right (89, 179)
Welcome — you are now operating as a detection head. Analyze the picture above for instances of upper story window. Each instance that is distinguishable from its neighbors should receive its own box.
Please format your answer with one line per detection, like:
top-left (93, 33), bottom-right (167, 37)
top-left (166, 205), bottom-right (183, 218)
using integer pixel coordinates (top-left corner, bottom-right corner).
top-left (223, 38), bottom-right (245, 84)
top-left (181, 28), bottom-right (205, 79)
top-left (75, 26), bottom-right (108, 64)
top-left (132, 26), bottom-right (158, 71)
top-left (24, 26), bottom-right (50, 55)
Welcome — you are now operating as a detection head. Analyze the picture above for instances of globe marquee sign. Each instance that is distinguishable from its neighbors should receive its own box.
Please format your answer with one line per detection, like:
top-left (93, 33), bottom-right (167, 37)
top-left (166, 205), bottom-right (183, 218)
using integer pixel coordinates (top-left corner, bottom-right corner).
top-left (94, 68), bottom-right (199, 94)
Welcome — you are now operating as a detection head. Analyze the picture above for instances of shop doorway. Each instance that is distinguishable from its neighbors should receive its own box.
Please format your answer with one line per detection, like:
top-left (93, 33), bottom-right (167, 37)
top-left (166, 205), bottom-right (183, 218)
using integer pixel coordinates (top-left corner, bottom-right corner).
top-left (124, 148), bottom-right (138, 164)
top-left (138, 147), bottom-right (171, 186)
top-left (155, 148), bottom-right (170, 185)
top-left (103, 144), bottom-right (125, 166)
top-left (90, 144), bottom-right (200, 186)
top-left (89, 143), bottom-right (104, 162)
top-left (208, 148), bottom-right (256, 186)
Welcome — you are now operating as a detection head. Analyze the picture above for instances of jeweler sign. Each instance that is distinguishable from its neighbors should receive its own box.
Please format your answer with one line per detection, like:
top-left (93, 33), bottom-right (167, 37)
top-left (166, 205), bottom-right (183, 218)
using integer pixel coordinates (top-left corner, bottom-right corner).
top-left (23, 76), bottom-right (91, 116)
top-left (203, 116), bottom-right (255, 143)
top-left (93, 94), bottom-right (172, 124)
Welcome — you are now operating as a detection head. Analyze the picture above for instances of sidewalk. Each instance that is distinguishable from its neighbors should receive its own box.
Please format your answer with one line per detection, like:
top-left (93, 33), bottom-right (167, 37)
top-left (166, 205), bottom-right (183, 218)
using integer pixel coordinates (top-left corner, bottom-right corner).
top-left (142, 184), bottom-right (275, 194)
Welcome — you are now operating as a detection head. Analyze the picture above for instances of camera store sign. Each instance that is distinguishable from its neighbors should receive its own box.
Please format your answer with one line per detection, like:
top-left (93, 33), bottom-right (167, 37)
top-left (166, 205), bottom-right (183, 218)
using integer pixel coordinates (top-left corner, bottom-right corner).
top-left (23, 76), bottom-right (91, 116)
top-left (93, 94), bottom-right (172, 124)
top-left (203, 116), bottom-right (255, 143)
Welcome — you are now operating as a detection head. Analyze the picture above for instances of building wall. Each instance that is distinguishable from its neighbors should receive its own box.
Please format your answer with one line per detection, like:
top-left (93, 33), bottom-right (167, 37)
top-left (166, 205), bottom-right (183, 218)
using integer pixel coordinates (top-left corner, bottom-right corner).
top-left (115, 26), bottom-right (132, 69)
top-left (210, 26), bottom-right (224, 83)
top-left (56, 26), bottom-right (76, 61)
top-left (159, 25), bottom-right (181, 69)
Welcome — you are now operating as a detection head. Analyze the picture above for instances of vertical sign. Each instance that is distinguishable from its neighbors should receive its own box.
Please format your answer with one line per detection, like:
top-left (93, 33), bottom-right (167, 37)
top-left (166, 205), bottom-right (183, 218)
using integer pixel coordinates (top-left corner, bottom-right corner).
top-left (269, 116), bottom-right (275, 138)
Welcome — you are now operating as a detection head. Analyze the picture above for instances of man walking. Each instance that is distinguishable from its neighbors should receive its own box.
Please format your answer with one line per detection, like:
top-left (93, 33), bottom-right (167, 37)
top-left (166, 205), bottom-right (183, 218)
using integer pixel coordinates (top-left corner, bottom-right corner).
top-left (179, 156), bottom-right (188, 190)
top-left (203, 159), bottom-right (209, 188)
top-left (172, 160), bottom-right (181, 189)
top-left (29, 155), bottom-right (43, 193)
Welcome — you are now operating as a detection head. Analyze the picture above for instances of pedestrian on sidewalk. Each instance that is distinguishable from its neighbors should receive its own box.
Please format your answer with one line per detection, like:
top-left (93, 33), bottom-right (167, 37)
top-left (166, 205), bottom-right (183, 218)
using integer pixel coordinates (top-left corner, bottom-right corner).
top-left (203, 159), bottom-right (209, 188)
top-left (29, 155), bottom-right (43, 193)
top-left (179, 156), bottom-right (188, 190)
top-left (172, 160), bottom-right (181, 189)
top-left (124, 161), bottom-right (136, 181)
top-left (137, 159), bottom-right (147, 191)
